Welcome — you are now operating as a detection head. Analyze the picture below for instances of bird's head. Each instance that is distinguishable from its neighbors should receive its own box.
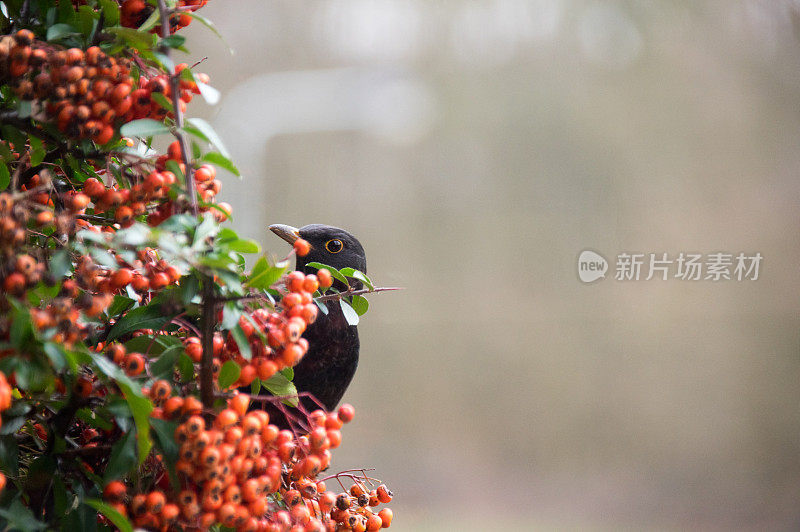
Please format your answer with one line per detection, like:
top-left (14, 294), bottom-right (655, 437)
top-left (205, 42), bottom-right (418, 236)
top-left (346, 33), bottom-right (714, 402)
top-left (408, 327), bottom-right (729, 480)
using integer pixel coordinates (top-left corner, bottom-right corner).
top-left (269, 224), bottom-right (367, 279)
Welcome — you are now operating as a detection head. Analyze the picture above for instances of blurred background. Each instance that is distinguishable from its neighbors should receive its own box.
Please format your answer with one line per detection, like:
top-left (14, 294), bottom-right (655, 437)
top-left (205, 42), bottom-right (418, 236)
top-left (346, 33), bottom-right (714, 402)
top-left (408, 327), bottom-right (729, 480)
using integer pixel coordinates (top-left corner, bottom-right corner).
top-left (184, 1), bottom-right (800, 529)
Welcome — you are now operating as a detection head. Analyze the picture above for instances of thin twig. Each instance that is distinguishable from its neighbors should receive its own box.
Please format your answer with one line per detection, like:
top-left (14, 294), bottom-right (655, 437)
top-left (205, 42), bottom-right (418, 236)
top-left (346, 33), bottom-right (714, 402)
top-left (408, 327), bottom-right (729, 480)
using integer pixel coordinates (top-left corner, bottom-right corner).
top-left (315, 286), bottom-right (403, 302)
top-left (155, 0), bottom-right (198, 216)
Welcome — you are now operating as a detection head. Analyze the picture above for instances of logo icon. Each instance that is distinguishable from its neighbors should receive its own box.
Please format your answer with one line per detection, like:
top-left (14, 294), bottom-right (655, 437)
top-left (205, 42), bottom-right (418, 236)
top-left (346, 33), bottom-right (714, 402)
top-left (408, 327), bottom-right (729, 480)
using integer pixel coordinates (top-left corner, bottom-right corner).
top-left (578, 250), bottom-right (608, 283)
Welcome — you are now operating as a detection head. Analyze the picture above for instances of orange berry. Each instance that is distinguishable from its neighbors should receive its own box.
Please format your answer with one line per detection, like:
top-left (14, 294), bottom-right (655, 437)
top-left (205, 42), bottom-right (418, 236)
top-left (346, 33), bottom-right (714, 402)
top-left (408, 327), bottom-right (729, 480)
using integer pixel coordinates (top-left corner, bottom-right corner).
top-left (338, 403), bottom-right (355, 423)
top-left (124, 353), bottom-right (145, 376)
top-left (228, 394), bottom-right (249, 417)
top-left (293, 238), bottom-right (311, 257)
top-left (103, 480), bottom-right (127, 502)
top-left (110, 268), bottom-right (133, 289)
top-left (215, 408), bottom-right (239, 429)
top-left (378, 508), bottom-right (393, 527)
top-left (317, 269), bottom-right (333, 288)
top-left (145, 490), bottom-right (165, 514)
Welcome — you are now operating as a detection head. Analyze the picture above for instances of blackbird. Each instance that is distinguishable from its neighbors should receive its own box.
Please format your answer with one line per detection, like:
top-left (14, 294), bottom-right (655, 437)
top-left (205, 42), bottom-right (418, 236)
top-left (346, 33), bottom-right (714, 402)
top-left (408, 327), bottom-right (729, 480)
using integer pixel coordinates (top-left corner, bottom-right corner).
top-left (265, 224), bottom-right (367, 417)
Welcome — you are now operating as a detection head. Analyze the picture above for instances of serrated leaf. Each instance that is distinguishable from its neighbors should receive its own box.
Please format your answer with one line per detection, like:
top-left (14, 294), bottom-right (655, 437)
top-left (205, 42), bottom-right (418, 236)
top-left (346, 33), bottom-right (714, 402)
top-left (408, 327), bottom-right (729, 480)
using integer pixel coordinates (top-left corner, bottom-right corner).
top-left (120, 119), bottom-right (170, 138)
top-left (106, 304), bottom-right (172, 343)
top-left (218, 360), bottom-right (241, 390)
top-left (340, 300), bottom-right (359, 326)
top-left (201, 151), bottom-right (240, 177)
top-left (84, 500), bottom-right (133, 532)
top-left (186, 118), bottom-right (229, 158)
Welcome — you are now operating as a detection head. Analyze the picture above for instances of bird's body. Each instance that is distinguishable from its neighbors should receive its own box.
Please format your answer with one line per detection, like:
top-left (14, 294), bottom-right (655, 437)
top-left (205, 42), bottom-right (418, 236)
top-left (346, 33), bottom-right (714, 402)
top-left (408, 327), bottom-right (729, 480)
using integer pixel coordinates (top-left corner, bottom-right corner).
top-left (292, 297), bottom-right (359, 412)
top-left (266, 223), bottom-right (367, 417)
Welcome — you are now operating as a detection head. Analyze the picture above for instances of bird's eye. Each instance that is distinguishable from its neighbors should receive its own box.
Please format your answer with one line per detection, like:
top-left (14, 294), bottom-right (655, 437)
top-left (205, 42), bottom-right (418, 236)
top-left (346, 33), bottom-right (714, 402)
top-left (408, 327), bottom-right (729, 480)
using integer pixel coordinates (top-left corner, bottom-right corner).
top-left (325, 239), bottom-right (343, 254)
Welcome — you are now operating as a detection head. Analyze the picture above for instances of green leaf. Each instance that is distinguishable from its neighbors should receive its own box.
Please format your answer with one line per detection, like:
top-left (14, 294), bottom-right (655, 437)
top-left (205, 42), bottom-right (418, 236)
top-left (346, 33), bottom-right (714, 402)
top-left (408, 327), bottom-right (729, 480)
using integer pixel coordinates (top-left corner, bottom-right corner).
top-left (227, 239), bottom-right (260, 254)
top-left (186, 118), bottom-right (229, 158)
top-left (0, 162), bottom-right (9, 191)
top-left (150, 418), bottom-right (179, 464)
top-left (229, 324), bottom-right (252, 361)
top-left (92, 355), bottom-right (153, 463)
top-left (9, 303), bottom-right (34, 350)
top-left (47, 23), bottom-right (79, 42)
top-left (177, 353), bottom-right (194, 382)
top-left (340, 300), bottom-right (359, 326)
top-left (119, 119), bottom-right (170, 138)
top-left (350, 294), bottom-right (369, 316)
top-left (0, 416), bottom-right (25, 435)
top-left (138, 8), bottom-right (160, 31)
top-left (124, 334), bottom-right (182, 356)
top-left (49, 249), bottom-right (72, 278)
top-left (107, 295), bottom-right (135, 317)
top-left (106, 304), bottom-right (172, 343)
top-left (0, 435), bottom-right (19, 476)
top-left (262, 372), bottom-right (298, 407)
top-left (339, 267), bottom-right (374, 290)
top-left (28, 135), bottom-right (45, 166)
top-left (246, 257), bottom-right (288, 290)
top-left (149, 345), bottom-right (182, 380)
top-left (107, 26), bottom-right (157, 51)
top-left (218, 360), bottom-right (241, 390)
top-left (84, 500), bottom-right (133, 532)
top-left (0, 499), bottom-right (47, 531)
top-left (43, 342), bottom-right (67, 372)
top-left (201, 152), bottom-right (240, 176)
top-left (103, 430), bottom-right (137, 482)
top-left (149, 91), bottom-right (172, 111)
top-left (306, 262), bottom-right (349, 286)
top-left (97, 0), bottom-right (120, 25)
top-left (160, 34), bottom-right (186, 49)
top-left (192, 213), bottom-right (219, 248)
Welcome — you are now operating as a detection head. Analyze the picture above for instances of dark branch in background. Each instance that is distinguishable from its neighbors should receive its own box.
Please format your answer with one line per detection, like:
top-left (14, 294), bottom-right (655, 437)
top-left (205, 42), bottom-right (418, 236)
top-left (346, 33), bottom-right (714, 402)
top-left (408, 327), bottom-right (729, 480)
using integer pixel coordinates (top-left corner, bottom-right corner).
top-left (155, 0), bottom-right (198, 217)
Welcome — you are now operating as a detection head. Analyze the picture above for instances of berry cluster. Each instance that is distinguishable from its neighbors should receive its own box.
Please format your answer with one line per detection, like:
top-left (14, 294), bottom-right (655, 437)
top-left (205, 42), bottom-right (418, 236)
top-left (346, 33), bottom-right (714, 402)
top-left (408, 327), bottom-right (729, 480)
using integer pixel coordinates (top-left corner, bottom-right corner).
top-left (182, 269), bottom-right (333, 389)
top-left (0, 372), bottom-right (9, 495)
top-left (121, 0), bottom-right (210, 33)
top-left (103, 397), bottom-right (393, 531)
top-left (0, 30), bottom-right (206, 144)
